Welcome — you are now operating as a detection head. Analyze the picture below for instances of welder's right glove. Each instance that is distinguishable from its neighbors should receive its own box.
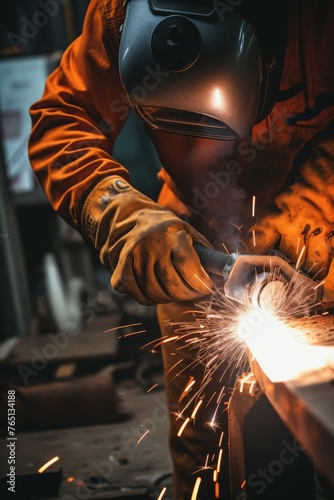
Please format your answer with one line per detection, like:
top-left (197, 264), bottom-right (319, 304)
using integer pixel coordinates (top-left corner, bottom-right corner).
top-left (80, 176), bottom-right (213, 305)
top-left (243, 132), bottom-right (334, 280)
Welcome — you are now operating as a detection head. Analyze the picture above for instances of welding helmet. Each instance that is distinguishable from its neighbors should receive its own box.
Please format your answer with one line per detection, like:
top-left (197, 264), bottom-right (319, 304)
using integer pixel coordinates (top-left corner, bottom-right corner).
top-left (119, 0), bottom-right (290, 140)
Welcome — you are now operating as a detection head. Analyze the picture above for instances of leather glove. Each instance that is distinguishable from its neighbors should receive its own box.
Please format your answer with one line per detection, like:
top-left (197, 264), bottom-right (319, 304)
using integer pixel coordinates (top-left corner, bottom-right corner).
top-left (81, 176), bottom-right (213, 305)
top-left (244, 132), bottom-right (334, 280)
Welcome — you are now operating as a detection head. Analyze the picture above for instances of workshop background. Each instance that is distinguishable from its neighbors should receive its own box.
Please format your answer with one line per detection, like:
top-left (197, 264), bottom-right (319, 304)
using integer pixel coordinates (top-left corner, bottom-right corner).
top-left (1, 3), bottom-right (334, 500)
top-left (0, 2), bottom-right (174, 499)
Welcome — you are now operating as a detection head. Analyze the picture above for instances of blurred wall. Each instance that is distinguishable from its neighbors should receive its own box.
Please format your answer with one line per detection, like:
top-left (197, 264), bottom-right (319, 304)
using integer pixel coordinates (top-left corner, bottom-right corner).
top-left (0, 0), bottom-right (162, 339)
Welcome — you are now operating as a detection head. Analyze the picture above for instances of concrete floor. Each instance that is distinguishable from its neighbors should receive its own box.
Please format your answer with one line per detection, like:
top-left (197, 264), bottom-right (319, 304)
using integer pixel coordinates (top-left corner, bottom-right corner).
top-left (0, 308), bottom-right (174, 500)
top-left (0, 381), bottom-right (174, 500)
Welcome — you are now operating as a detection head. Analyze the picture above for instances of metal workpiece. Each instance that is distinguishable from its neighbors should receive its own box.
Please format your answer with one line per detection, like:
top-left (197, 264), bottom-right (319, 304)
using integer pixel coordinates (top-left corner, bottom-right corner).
top-left (228, 314), bottom-right (334, 497)
top-left (250, 343), bottom-right (334, 490)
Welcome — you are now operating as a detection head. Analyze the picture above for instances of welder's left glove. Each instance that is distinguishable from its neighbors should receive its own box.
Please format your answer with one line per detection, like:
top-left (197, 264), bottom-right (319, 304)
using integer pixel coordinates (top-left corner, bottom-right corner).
top-left (243, 131), bottom-right (334, 280)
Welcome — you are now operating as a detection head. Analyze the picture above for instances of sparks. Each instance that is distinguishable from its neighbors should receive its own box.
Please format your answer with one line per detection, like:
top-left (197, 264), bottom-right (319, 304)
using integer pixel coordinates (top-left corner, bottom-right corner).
top-left (216, 448), bottom-right (223, 473)
top-left (151, 335), bottom-right (179, 348)
top-left (191, 477), bottom-right (202, 500)
top-left (191, 399), bottom-right (203, 419)
top-left (147, 383), bottom-right (158, 393)
top-left (38, 456), bottom-right (59, 473)
top-left (193, 454), bottom-right (214, 474)
top-left (216, 387), bottom-right (225, 405)
top-left (231, 223), bottom-right (243, 235)
top-left (239, 372), bottom-right (254, 393)
top-left (137, 429), bottom-right (149, 444)
top-left (100, 322), bottom-right (142, 334)
top-left (252, 195), bottom-right (256, 217)
top-left (194, 273), bottom-right (214, 293)
top-left (142, 255), bottom-right (334, 496)
top-left (296, 236), bottom-right (301, 256)
top-left (157, 487), bottom-right (167, 500)
top-left (177, 417), bottom-right (191, 437)
top-left (252, 229), bottom-right (256, 247)
top-left (163, 335), bottom-right (180, 343)
top-left (163, 253), bottom-right (330, 425)
top-left (205, 416), bottom-right (221, 431)
top-left (295, 245), bottom-right (306, 269)
top-left (206, 354), bottom-right (219, 367)
top-left (164, 359), bottom-right (185, 381)
top-left (314, 279), bottom-right (326, 290)
top-left (222, 243), bottom-right (230, 254)
top-left (178, 376), bottom-right (196, 404)
top-left (249, 379), bottom-right (256, 394)
top-left (119, 329), bottom-right (146, 338)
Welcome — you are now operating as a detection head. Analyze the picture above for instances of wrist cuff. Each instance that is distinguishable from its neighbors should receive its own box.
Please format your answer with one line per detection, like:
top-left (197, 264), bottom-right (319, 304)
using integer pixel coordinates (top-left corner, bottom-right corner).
top-left (80, 176), bottom-right (132, 246)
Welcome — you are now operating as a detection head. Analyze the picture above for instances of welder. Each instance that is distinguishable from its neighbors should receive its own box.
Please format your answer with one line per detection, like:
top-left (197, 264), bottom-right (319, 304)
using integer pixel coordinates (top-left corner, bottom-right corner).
top-left (28, 1), bottom-right (334, 498)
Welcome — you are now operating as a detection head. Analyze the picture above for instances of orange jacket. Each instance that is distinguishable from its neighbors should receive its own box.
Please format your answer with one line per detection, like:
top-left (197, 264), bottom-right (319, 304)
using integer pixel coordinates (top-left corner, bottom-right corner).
top-left (29, 0), bottom-right (334, 252)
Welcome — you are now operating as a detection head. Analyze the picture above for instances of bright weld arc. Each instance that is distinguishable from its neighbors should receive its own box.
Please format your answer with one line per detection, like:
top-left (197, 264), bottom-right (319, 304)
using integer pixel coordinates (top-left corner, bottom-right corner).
top-left (151, 258), bottom-right (333, 491)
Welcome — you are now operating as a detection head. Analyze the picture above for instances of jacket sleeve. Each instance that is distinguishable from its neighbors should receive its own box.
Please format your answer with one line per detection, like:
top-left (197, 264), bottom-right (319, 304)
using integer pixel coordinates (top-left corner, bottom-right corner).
top-left (28, 0), bottom-right (130, 231)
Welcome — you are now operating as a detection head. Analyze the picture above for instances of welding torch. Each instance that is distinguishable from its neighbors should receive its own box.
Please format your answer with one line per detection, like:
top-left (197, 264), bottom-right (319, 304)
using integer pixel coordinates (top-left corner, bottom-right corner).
top-left (194, 244), bottom-right (323, 311)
